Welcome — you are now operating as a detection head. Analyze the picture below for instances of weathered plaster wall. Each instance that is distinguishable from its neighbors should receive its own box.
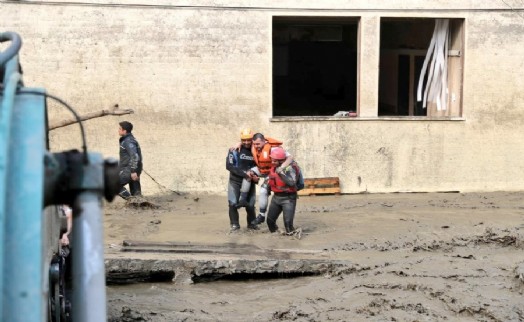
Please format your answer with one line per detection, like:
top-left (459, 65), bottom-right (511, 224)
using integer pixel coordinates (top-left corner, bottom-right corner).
top-left (2, 0), bottom-right (524, 195)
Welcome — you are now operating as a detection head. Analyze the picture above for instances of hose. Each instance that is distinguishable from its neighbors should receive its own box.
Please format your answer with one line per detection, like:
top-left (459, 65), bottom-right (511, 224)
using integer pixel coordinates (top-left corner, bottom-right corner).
top-left (0, 31), bottom-right (22, 66)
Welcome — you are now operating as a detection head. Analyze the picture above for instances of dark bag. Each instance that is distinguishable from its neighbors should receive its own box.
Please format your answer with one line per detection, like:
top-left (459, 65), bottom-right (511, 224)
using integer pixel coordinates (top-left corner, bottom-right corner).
top-left (292, 162), bottom-right (305, 191)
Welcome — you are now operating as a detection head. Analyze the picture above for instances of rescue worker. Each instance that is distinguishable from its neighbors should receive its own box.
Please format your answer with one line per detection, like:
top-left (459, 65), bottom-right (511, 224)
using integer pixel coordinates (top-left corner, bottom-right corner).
top-left (225, 129), bottom-right (259, 231)
top-left (236, 133), bottom-right (293, 226)
top-left (266, 147), bottom-right (300, 235)
top-left (118, 121), bottom-right (143, 199)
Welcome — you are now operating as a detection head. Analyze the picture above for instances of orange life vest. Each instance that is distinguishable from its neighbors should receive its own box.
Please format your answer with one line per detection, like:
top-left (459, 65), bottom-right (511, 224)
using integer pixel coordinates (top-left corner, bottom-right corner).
top-left (252, 137), bottom-right (282, 175)
top-left (268, 166), bottom-right (297, 193)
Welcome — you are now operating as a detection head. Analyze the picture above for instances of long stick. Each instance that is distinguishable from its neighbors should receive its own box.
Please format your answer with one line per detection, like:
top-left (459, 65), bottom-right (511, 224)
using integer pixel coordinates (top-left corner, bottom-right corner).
top-left (48, 104), bottom-right (134, 130)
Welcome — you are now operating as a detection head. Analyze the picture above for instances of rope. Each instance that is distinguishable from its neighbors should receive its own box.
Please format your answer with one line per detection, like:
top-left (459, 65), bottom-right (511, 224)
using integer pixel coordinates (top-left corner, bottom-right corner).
top-left (141, 169), bottom-right (181, 195)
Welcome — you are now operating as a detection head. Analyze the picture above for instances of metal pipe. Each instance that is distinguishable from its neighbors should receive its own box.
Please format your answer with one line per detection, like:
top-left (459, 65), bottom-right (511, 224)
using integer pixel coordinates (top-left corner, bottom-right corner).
top-left (1, 83), bottom-right (46, 322)
top-left (0, 57), bottom-right (22, 321)
top-left (72, 192), bottom-right (107, 322)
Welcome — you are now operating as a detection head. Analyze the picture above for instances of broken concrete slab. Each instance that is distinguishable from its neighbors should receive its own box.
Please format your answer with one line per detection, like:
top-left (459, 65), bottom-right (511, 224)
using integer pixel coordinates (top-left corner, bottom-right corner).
top-left (106, 241), bottom-right (354, 285)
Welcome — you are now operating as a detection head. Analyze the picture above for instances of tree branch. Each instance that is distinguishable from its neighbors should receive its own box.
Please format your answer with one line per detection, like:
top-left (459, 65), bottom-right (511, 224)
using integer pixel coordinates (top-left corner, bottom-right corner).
top-left (49, 104), bottom-right (134, 130)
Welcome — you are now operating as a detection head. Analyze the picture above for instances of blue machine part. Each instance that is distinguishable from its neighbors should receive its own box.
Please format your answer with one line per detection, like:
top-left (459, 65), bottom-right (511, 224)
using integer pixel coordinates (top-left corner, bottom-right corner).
top-left (1, 31), bottom-right (119, 322)
top-left (1, 62), bottom-right (47, 322)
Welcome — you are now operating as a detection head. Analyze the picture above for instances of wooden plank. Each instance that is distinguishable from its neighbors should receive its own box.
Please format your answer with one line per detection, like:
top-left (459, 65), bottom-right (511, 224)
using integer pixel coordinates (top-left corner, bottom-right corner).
top-left (307, 184), bottom-right (339, 189)
top-left (299, 177), bottom-right (341, 196)
top-left (298, 187), bottom-right (341, 196)
top-left (123, 240), bottom-right (256, 249)
top-left (304, 177), bottom-right (339, 185)
top-left (121, 246), bottom-right (323, 255)
top-left (120, 241), bottom-right (324, 255)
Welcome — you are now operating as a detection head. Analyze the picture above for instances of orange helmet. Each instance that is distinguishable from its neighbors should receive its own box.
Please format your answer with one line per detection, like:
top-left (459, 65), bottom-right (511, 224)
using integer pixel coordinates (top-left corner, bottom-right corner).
top-left (240, 128), bottom-right (253, 140)
top-left (270, 147), bottom-right (286, 160)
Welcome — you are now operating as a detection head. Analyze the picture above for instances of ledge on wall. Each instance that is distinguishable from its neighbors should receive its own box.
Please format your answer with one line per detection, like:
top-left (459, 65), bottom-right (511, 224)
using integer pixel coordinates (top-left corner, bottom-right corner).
top-left (270, 116), bottom-right (466, 122)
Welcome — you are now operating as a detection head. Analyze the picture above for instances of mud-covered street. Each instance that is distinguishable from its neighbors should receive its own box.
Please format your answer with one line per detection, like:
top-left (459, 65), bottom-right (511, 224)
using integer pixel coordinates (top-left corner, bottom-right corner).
top-left (104, 191), bottom-right (524, 321)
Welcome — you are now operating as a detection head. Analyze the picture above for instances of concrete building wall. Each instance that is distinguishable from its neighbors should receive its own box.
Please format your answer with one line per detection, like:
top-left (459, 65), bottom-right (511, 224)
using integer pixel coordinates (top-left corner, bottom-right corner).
top-left (3, 0), bottom-right (524, 195)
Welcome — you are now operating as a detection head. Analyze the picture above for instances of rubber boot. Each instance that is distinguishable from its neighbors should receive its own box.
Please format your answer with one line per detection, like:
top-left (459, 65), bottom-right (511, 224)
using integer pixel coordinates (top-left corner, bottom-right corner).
top-left (119, 188), bottom-right (131, 200)
top-left (284, 222), bottom-right (296, 234)
top-left (266, 214), bottom-right (278, 233)
top-left (251, 214), bottom-right (265, 226)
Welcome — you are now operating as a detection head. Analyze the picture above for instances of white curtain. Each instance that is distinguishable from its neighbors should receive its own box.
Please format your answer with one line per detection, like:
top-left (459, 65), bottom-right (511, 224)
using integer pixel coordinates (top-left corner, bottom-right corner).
top-left (417, 19), bottom-right (450, 111)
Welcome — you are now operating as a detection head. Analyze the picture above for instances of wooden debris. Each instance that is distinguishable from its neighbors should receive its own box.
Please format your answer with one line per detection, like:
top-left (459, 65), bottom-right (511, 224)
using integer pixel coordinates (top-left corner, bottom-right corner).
top-left (298, 177), bottom-right (341, 196)
top-left (49, 104), bottom-right (134, 130)
top-left (120, 240), bottom-right (324, 256)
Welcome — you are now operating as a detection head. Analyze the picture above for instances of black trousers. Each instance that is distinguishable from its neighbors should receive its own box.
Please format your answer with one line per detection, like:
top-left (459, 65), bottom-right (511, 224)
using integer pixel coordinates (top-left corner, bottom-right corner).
top-left (227, 179), bottom-right (256, 226)
top-left (266, 193), bottom-right (297, 233)
top-left (119, 168), bottom-right (142, 196)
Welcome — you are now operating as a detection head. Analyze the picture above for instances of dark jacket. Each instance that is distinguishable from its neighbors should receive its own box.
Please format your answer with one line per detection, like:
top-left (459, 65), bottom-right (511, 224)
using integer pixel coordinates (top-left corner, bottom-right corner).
top-left (226, 146), bottom-right (255, 183)
top-left (119, 133), bottom-right (143, 173)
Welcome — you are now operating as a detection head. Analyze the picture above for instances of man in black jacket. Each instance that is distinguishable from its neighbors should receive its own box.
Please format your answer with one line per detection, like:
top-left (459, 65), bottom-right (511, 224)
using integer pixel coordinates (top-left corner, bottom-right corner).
top-left (118, 121), bottom-right (143, 199)
top-left (226, 129), bottom-right (259, 231)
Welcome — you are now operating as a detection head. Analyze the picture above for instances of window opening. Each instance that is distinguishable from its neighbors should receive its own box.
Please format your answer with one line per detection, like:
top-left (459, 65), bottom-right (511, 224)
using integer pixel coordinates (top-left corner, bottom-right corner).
top-left (272, 17), bottom-right (359, 117)
top-left (379, 18), bottom-right (464, 117)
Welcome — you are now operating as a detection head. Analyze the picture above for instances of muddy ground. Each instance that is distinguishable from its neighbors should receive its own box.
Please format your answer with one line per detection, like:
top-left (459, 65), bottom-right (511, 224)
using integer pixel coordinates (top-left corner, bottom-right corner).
top-left (104, 191), bottom-right (524, 321)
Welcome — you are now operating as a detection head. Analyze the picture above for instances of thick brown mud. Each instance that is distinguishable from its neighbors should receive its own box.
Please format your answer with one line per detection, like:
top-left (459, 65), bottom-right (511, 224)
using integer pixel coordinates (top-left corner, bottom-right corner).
top-left (104, 191), bottom-right (524, 321)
